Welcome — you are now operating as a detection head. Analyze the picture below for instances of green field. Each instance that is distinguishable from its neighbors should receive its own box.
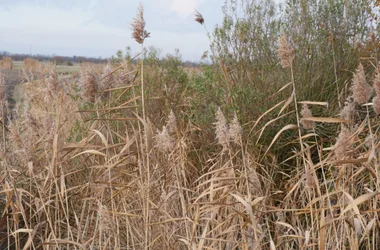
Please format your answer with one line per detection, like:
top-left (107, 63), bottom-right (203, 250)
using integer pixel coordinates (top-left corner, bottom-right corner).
top-left (12, 60), bottom-right (80, 74)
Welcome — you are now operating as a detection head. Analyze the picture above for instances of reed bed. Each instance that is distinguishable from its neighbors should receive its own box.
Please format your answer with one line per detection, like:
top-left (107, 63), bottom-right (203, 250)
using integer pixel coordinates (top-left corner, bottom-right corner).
top-left (1, 3), bottom-right (380, 250)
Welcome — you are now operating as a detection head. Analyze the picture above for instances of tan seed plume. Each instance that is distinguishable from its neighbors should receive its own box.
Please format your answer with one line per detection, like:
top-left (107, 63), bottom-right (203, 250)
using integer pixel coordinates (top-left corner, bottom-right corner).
top-left (131, 4), bottom-right (150, 44)
top-left (277, 33), bottom-right (294, 68)
top-left (194, 10), bottom-right (204, 25)
top-left (229, 113), bottom-right (242, 145)
top-left (300, 104), bottom-right (314, 130)
top-left (351, 63), bottom-right (372, 104)
top-left (214, 107), bottom-right (230, 150)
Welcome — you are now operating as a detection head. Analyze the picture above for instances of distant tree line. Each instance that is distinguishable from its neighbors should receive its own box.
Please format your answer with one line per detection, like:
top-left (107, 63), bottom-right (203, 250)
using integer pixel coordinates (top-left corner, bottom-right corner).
top-left (0, 51), bottom-right (108, 65)
top-left (0, 48), bottom-right (200, 67)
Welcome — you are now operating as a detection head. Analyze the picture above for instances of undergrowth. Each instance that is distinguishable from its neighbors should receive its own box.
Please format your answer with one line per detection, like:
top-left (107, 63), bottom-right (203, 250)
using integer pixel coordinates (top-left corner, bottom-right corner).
top-left (1, 0), bottom-right (380, 249)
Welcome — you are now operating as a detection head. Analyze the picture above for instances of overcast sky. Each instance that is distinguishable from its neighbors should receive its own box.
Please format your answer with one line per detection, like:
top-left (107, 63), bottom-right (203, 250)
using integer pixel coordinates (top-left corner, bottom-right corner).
top-left (0, 0), bottom-right (224, 61)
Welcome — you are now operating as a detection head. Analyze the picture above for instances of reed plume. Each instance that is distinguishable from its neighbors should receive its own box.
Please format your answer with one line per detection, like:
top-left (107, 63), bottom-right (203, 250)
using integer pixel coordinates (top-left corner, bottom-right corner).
top-left (351, 63), bottom-right (372, 104)
top-left (100, 64), bottom-right (114, 91)
top-left (155, 126), bottom-right (175, 153)
top-left (166, 110), bottom-right (177, 135)
top-left (277, 33), bottom-right (294, 68)
top-left (79, 69), bottom-right (98, 102)
top-left (339, 96), bottom-right (356, 123)
top-left (194, 10), bottom-right (204, 25)
top-left (229, 113), bottom-right (242, 145)
top-left (131, 4), bottom-right (150, 44)
top-left (300, 104), bottom-right (314, 130)
top-left (214, 107), bottom-right (230, 150)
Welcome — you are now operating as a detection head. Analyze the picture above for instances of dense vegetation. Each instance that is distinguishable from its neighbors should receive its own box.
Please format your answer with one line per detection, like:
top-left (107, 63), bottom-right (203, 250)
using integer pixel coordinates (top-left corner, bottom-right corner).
top-left (1, 0), bottom-right (380, 249)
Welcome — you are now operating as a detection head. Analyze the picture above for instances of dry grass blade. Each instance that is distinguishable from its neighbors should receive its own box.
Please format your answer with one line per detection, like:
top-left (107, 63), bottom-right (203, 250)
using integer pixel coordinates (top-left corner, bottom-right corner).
top-left (298, 101), bottom-right (329, 107)
top-left (264, 124), bottom-right (298, 155)
top-left (300, 117), bottom-right (350, 123)
top-left (279, 91), bottom-right (294, 115)
top-left (71, 149), bottom-right (107, 159)
top-left (340, 191), bottom-right (379, 217)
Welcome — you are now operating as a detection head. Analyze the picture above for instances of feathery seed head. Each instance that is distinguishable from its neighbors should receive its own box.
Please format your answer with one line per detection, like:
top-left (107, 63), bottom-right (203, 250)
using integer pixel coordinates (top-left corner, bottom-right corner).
top-left (155, 126), bottom-right (175, 153)
top-left (351, 63), bottom-right (372, 104)
top-left (300, 104), bottom-right (314, 130)
top-left (334, 126), bottom-right (353, 160)
top-left (339, 96), bottom-right (356, 123)
top-left (131, 4), bottom-right (150, 44)
top-left (79, 69), bottom-right (98, 102)
top-left (100, 64), bottom-right (114, 91)
top-left (277, 33), bottom-right (294, 68)
top-left (373, 95), bottom-right (380, 115)
top-left (166, 110), bottom-right (177, 135)
top-left (195, 10), bottom-right (204, 25)
top-left (229, 113), bottom-right (242, 145)
top-left (374, 69), bottom-right (380, 95)
top-left (214, 107), bottom-right (230, 150)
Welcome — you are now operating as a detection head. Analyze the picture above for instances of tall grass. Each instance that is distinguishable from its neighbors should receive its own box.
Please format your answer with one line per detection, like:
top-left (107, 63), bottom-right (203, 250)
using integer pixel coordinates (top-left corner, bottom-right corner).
top-left (1, 1), bottom-right (380, 249)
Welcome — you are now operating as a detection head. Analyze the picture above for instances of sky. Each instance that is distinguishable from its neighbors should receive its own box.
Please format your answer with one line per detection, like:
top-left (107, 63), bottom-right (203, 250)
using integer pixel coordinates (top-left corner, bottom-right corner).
top-left (0, 0), bottom-right (224, 61)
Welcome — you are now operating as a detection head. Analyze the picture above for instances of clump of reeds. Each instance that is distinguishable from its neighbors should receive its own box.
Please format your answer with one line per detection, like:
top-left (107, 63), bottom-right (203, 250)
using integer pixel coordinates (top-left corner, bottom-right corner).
top-left (79, 69), bottom-right (98, 102)
top-left (24, 57), bottom-right (40, 71)
top-left (0, 57), bottom-right (12, 70)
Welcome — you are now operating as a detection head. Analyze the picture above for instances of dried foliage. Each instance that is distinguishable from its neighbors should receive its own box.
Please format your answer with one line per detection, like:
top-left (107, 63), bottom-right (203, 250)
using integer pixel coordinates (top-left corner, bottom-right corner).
top-left (2, 2), bottom-right (380, 250)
